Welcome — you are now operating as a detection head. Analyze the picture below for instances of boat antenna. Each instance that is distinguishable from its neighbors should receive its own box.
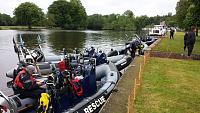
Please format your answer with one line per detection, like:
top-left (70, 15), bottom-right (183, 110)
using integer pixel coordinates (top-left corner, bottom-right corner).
top-left (125, 34), bottom-right (128, 38)
top-left (63, 48), bottom-right (67, 59)
top-left (37, 34), bottom-right (43, 52)
top-left (13, 37), bottom-right (21, 62)
top-left (27, 48), bottom-right (42, 76)
top-left (18, 34), bottom-right (26, 60)
top-left (19, 34), bottom-right (25, 49)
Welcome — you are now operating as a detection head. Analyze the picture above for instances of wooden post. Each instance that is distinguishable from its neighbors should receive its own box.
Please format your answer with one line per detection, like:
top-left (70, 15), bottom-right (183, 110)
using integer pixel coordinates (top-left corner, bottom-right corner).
top-left (128, 96), bottom-right (130, 113)
top-left (136, 63), bottom-right (142, 86)
top-left (133, 78), bottom-right (137, 100)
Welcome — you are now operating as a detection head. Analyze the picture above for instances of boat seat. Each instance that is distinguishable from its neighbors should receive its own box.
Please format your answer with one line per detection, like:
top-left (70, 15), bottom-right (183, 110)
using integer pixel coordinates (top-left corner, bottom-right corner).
top-left (38, 62), bottom-right (53, 75)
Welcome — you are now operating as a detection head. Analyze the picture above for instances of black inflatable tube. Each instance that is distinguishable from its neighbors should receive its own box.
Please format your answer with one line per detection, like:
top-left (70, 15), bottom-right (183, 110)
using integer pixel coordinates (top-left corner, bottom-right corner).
top-left (107, 50), bottom-right (118, 57)
top-left (115, 56), bottom-right (132, 71)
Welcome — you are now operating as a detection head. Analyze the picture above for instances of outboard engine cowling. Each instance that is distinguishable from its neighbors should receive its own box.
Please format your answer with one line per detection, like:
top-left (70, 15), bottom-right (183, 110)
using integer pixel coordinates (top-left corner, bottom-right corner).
top-left (96, 52), bottom-right (107, 65)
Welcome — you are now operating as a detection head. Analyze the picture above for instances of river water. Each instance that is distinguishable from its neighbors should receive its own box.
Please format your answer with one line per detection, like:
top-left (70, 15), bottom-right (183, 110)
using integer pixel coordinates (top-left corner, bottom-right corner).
top-left (0, 29), bottom-right (144, 95)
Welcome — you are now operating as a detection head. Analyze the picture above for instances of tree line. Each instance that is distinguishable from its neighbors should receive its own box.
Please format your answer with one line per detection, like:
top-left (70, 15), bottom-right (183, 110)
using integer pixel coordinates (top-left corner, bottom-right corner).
top-left (0, 0), bottom-right (198, 30)
top-left (176, 0), bottom-right (200, 29)
top-left (87, 13), bottom-right (176, 31)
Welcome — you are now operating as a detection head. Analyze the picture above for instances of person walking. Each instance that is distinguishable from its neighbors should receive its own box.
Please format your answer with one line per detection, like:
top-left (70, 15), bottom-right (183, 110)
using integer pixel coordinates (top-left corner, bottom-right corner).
top-left (184, 28), bottom-right (189, 51)
top-left (170, 28), bottom-right (175, 39)
top-left (187, 26), bottom-right (196, 56)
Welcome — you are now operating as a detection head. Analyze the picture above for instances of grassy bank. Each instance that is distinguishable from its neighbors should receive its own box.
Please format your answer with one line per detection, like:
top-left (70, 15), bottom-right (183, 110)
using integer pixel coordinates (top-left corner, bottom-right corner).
top-left (100, 57), bottom-right (143, 113)
top-left (153, 31), bottom-right (200, 55)
top-left (0, 26), bottom-right (46, 30)
top-left (135, 57), bottom-right (200, 113)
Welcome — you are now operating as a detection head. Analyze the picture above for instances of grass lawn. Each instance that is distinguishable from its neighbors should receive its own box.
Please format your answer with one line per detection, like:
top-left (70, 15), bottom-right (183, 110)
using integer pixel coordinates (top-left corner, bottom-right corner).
top-left (135, 57), bottom-right (200, 113)
top-left (153, 31), bottom-right (200, 55)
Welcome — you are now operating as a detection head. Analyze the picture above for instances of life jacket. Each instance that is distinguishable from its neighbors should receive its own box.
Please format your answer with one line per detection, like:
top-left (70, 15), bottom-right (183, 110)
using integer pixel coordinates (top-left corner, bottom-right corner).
top-left (70, 78), bottom-right (83, 96)
top-left (14, 68), bottom-right (35, 90)
top-left (58, 60), bottom-right (71, 72)
top-left (13, 62), bottom-right (27, 82)
top-left (58, 61), bottom-right (66, 72)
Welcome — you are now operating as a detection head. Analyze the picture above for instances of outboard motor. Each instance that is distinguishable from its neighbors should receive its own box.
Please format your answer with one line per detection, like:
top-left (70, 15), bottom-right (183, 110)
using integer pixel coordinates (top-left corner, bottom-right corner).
top-left (83, 47), bottom-right (95, 58)
top-left (31, 48), bottom-right (44, 62)
top-left (95, 51), bottom-right (107, 65)
top-left (88, 47), bottom-right (95, 57)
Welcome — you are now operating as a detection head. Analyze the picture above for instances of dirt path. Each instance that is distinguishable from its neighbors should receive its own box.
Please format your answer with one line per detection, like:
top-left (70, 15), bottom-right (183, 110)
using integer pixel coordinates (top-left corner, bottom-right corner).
top-left (99, 57), bottom-right (142, 113)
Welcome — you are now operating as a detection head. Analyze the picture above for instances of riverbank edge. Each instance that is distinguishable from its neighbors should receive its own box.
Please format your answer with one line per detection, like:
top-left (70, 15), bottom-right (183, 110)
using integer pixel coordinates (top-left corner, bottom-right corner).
top-left (99, 57), bottom-right (142, 113)
top-left (0, 26), bottom-right (139, 31)
top-left (0, 26), bottom-right (47, 30)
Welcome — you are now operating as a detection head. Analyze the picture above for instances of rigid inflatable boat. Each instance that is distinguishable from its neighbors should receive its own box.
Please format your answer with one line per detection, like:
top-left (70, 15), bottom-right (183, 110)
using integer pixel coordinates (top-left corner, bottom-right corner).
top-left (141, 36), bottom-right (157, 46)
top-left (107, 39), bottom-right (148, 57)
top-left (1, 60), bottom-right (119, 113)
top-left (107, 34), bottom-right (155, 57)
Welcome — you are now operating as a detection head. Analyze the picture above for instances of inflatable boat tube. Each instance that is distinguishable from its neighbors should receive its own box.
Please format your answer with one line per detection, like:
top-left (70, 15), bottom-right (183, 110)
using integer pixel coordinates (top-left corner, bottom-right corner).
top-left (114, 55), bottom-right (132, 71)
top-left (107, 55), bottom-right (124, 63)
top-left (141, 36), bottom-right (157, 46)
top-left (107, 50), bottom-right (118, 57)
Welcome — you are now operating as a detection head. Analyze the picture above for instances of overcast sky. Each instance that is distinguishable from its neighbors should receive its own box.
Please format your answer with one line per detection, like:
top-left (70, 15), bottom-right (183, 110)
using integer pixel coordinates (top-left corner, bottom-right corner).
top-left (0, 0), bottom-right (179, 17)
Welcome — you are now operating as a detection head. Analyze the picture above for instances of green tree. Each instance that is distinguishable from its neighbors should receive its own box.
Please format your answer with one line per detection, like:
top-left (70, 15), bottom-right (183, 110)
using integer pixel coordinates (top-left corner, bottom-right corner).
top-left (87, 14), bottom-right (104, 30)
top-left (69, 0), bottom-right (87, 29)
top-left (46, 14), bottom-right (56, 27)
top-left (102, 14), bottom-right (118, 30)
top-left (165, 14), bottom-right (177, 27)
top-left (47, 0), bottom-right (87, 29)
top-left (123, 10), bottom-right (134, 18)
top-left (134, 15), bottom-right (149, 32)
top-left (48, 0), bottom-right (72, 29)
top-left (184, 4), bottom-right (196, 27)
top-left (175, 0), bottom-right (190, 28)
top-left (188, 0), bottom-right (200, 27)
top-left (14, 2), bottom-right (44, 29)
top-left (0, 13), bottom-right (13, 25)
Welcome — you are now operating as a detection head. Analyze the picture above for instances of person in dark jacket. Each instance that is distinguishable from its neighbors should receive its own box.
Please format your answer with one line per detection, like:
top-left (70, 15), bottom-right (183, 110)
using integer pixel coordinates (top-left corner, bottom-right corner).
top-left (130, 42), bottom-right (137, 58)
top-left (187, 26), bottom-right (196, 56)
top-left (184, 28), bottom-right (189, 51)
top-left (170, 28), bottom-right (175, 39)
top-left (13, 65), bottom-right (45, 99)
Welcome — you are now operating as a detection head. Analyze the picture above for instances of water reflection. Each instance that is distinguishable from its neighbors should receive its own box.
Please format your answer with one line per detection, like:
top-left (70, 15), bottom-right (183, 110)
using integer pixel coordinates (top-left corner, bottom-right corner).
top-left (47, 31), bottom-right (86, 54)
top-left (16, 34), bottom-right (41, 49)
